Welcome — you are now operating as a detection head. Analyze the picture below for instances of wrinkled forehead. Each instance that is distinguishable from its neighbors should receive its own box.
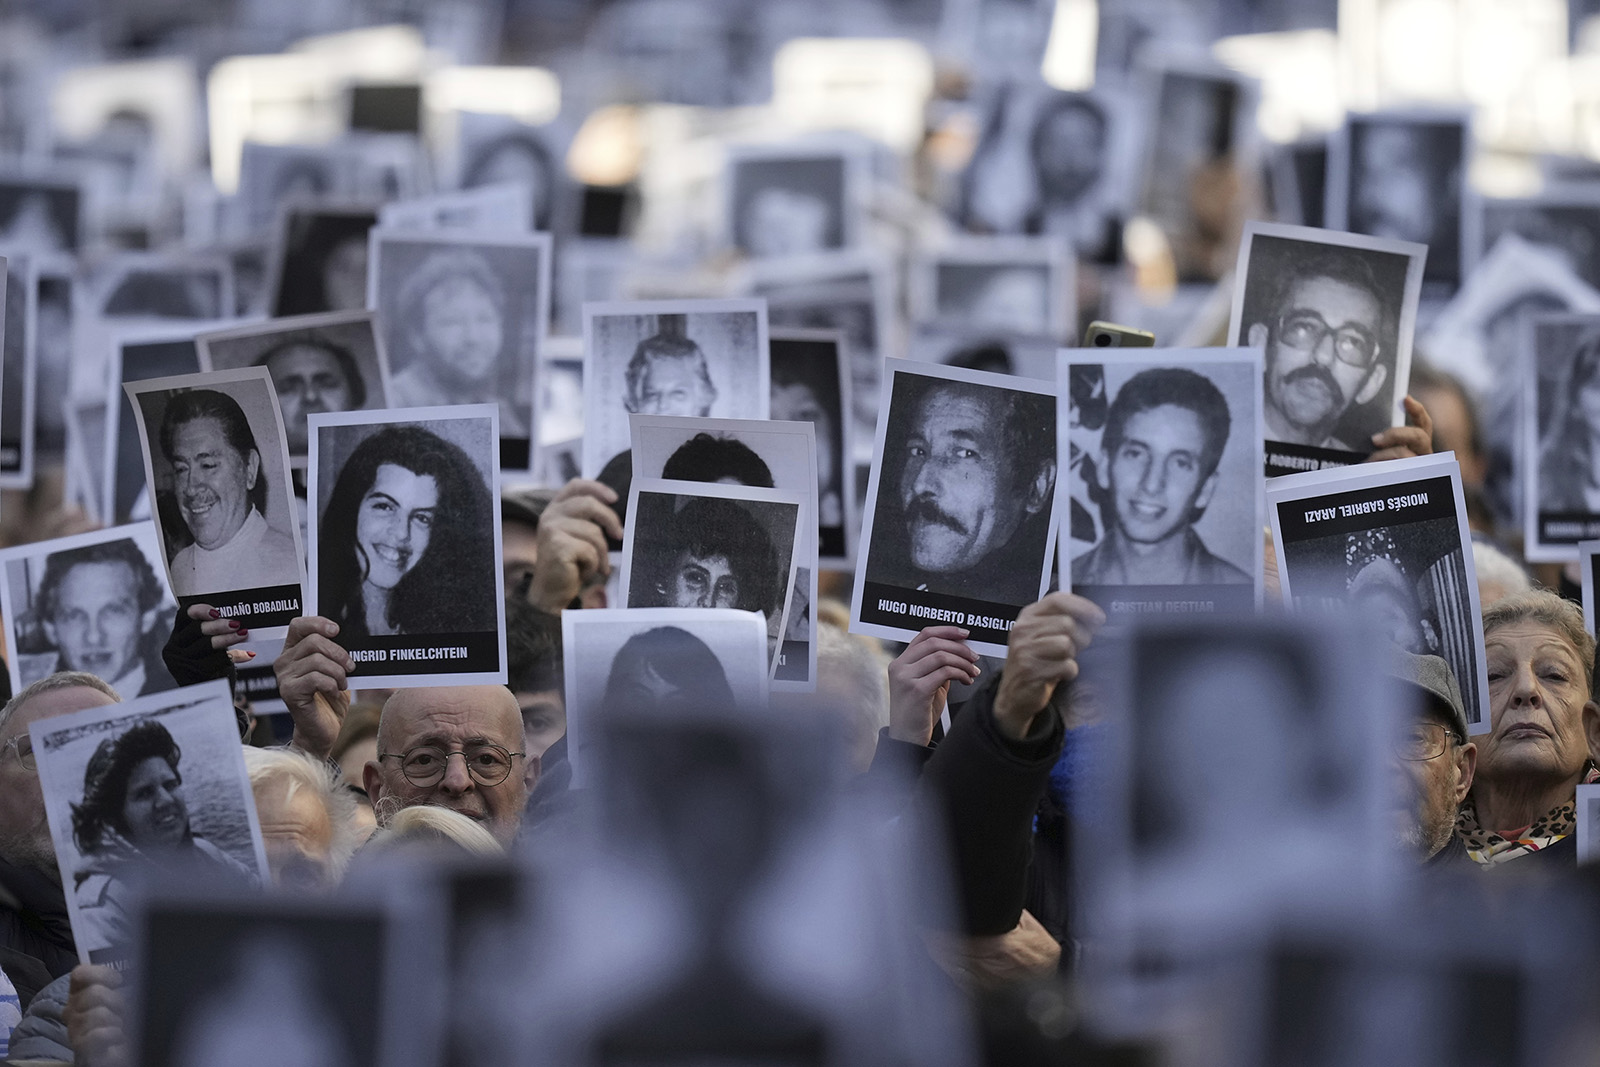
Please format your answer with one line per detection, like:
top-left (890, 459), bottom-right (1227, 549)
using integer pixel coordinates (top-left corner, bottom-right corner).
top-left (1282, 274), bottom-right (1382, 327)
top-left (381, 686), bottom-right (522, 749)
top-left (637, 351), bottom-right (709, 388)
top-left (913, 385), bottom-right (1004, 437)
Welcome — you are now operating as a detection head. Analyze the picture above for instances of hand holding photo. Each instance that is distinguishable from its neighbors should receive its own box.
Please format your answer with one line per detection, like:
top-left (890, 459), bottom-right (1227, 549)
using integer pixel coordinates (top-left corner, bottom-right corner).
top-left (851, 358), bottom-right (1059, 656)
top-left (30, 679), bottom-right (268, 964)
top-left (122, 367), bottom-right (305, 633)
top-left (306, 404), bottom-right (507, 689)
top-left (1228, 221), bottom-right (1427, 477)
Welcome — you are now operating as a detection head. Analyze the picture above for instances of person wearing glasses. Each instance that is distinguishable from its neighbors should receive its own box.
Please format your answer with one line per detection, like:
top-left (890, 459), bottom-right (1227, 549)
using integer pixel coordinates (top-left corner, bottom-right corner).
top-left (1073, 367), bottom-right (1249, 588)
top-left (1389, 651), bottom-right (1476, 866)
top-left (363, 686), bottom-right (528, 847)
top-left (1245, 249), bottom-right (1396, 452)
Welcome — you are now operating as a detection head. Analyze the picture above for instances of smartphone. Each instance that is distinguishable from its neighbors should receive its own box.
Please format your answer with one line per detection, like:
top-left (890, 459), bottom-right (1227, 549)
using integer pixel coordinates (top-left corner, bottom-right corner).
top-left (1083, 321), bottom-right (1157, 349)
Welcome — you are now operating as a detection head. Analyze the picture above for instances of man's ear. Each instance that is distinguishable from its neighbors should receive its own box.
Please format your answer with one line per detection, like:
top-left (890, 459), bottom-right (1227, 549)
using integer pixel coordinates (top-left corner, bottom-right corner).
top-left (1247, 323), bottom-right (1268, 349)
top-left (1193, 471), bottom-right (1220, 512)
top-left (362, 760), bottom-right (385, 810)
top-left (1025, 458), bottom-right (1057, 514)
top-left (245, 449), bottom-right (261, 492)
top-left (1355, 362), bottom-right (1389, 406)
top-left (1454, 739), bottom-right (1477, 806)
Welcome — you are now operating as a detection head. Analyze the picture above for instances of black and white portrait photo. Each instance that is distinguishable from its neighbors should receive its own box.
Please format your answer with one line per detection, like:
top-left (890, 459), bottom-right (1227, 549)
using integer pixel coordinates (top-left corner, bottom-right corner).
top-left (236, 142), bottom-right (354, 236)
top-left (1229, 221), bottom-right (1427, 475)
top-left (852, 359), bottom-right (1059, 656)
top-left (94, 253), bottom-right (233, 321)
top-left (1472, 191), bottom-right (1600, 292)
top-left (307, 405), bottom-right (506, 689)
top-left (630, 415), bottom-right (820, 691)
top-left (197, 311), bottom-right (392, 465)
top-left (455, 113), bottom-right (566, 234)
top-left (1525, 315), bottom-right (1600, 559)
top-left (123, 368), bottom-right (304, 630)
top-left (1327, 111), bottom-right (1469, 287)
top-left (581, 298), bottom-right (770, 481)
top-left (913, 238), bottom-right (1073, 339)
top-left (105, 329), bottom-right (207, 527)
top-left (561, 607), bottom-right (770, 784)
top-left (623, 478), bottom-right (803, 674)
top-left (136, 899), bottom-right (391, 1067)
top-left (940, 0), bottom-right (1057, 82)
top-left (1580, 784), bottom-right (1600, 867)
top-left (770, 329), bottom-right (854, 563)
top-left (34, 264), bottom-right (74, 465)
top-left (1582, 540), bottom-right (1600, 637)
top-left (0, 174), bottom-right (81, 253)
top-left (1267, 454), bottom-right (1489, 733)
top-left (370, 230), bottom-right (552, 472)
top-left (726, 146), bottom-right (856, 259)
top-left (1063, 350), bottom-right (1264, 618)
top-left (1138, 60), bottom-right (1256, 282)
top-left (0, 523), bottom-right (179, 699)
top-left (267, 206), bottom-right (377, 318)
top-left (746, 252), bottom-right (891, 456)
top-left (957, 86), bottom-right (1128, 262)
top-left (0, 252), bottom-right (34, 489)
top-left (30, 679), bottom-right (268, 963)
top-left (379, 183), bottom-right (534, 235)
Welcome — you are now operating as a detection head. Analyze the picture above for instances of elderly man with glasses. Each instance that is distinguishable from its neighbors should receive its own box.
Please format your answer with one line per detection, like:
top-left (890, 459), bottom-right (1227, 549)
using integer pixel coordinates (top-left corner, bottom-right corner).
top-left (1389, 650), bottom-right (1477, 866)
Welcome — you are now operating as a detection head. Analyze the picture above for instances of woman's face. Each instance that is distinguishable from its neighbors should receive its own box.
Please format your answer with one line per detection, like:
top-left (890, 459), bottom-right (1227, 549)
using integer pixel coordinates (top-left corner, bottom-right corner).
top-left (122, 756), bottom-right (187, 849)
top-left (358, 463), bottom-right (439, 591)
top-left (420, 276), bottom-right (503, 387)
top-left (1479, 621), bottom-right (1594, 783)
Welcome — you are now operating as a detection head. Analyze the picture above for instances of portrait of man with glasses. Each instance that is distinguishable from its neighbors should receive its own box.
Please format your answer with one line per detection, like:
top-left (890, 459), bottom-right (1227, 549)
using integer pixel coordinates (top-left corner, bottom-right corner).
top-left (1232, 225), bottom-right (1426, 473)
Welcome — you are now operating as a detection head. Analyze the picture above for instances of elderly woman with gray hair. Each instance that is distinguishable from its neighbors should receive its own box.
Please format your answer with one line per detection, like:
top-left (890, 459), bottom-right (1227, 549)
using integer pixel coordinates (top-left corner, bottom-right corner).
top-left (1457, 589), bottom-right (1600, 866)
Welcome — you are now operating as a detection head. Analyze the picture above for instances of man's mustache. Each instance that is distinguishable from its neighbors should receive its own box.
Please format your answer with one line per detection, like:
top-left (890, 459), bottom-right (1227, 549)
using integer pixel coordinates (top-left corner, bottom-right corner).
top-left (1283, 363), bottom-right (1345, 405)
top-left (906, 495), bottom-right (969, 536)
top-left (181, 489), bottom-right (219, 510)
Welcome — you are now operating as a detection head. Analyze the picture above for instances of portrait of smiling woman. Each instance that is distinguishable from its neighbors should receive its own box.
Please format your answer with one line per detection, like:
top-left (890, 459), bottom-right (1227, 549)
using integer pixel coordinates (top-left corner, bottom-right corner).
top-left (319, 424), bottom-right (497, 639)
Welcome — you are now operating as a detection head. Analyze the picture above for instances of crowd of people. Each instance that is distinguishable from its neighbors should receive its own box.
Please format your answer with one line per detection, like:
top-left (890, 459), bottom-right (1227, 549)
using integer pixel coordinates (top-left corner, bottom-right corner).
top-left (3, 1), bottom-right (1600, 1065)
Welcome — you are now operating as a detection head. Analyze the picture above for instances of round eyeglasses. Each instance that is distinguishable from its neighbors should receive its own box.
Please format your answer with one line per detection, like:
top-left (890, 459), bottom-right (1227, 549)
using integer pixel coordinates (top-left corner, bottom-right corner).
top-left (378, 742), bottom-right (524, 787)
top-left (1276, 312), bottom-right (1379, 369)
top-left (1, 734), bottom-right (34, 772)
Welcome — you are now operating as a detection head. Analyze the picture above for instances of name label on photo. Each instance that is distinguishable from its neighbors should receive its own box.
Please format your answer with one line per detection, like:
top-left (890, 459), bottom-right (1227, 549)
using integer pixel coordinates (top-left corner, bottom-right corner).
top-left (1078, 584), bottom-right (1256, 619)
top-left (1538, 513), bottom-right (1600, 545)
top-left (1276, 476), bottom-right (1457, 544)
top-left (177, 586), bottom-right (302, 629)
top-left (342, 631), bottom-right (502, 676)
top-left (1265, 440), bottom-right (1365, 479)
top-left (859, 581), bottom-right (1025, 646)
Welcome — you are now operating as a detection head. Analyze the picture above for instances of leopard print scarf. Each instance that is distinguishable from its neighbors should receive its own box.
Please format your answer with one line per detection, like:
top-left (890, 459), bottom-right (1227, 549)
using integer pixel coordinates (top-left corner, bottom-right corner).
top-left (1456, 765), bottom-right (1600, 867)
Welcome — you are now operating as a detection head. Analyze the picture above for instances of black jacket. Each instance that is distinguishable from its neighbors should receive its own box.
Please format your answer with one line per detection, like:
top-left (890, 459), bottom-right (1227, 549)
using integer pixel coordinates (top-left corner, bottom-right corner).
top-left (0, 859), bottom-right (77, 1009)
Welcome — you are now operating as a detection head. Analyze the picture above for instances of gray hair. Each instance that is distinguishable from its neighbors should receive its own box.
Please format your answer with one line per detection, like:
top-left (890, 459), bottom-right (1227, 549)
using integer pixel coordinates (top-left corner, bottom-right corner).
top-left (1472, 541), bottom-right (1531, 607)
top-left (1482, 589), bottom-right (1596, 695)
top-left (242, 747), bottom-right (363, 882)
top-left (364, 803), bottom-right (503, 857)
top-left (0, 672), bottom-right (119, 737)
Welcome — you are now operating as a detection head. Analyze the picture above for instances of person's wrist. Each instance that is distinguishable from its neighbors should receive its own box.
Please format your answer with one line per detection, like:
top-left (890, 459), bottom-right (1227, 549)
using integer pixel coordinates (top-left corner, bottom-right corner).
top-left (888, 719), bottom-right (933, 746)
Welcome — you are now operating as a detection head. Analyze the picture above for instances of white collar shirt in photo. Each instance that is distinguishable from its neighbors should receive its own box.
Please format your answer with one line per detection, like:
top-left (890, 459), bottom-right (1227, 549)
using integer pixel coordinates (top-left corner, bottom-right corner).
top-left (171, 508), bottom-right (300, 595)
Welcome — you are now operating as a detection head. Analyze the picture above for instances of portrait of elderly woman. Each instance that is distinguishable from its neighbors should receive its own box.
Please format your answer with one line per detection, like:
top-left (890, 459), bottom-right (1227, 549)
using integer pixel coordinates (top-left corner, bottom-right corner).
top-left (1458, 590), bottom-right (1600, 867)
top-left (70, 720), bottom-right (256, 951)
top-left (374, 236), bottom-right (552, 442)
top-left (319, 424), bottom-right (498, 640)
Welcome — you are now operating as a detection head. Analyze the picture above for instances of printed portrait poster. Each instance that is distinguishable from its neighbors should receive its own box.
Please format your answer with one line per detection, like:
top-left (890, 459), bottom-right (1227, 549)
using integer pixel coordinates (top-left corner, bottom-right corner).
top-left (724, 142), bottom-right (862, 259)
top-left (582, 298), bottom-right (771, 483)
top-left (0, 522), bottom-right (179, 700)
top-left (1579, 783), bottom-right (1600, 867)
top-left (1267, 453), bottom-right (1489, 734)
top-left (0, 251), bottom-right (37, 490)
top-left (134, 897), bottom-right (397, 1067)
top-left (266, 204), bottom-right (377, 318)
top-left (369, 229), bottom-right (553, 473)
top-left (196, 310), bottom-right (393, 469)
top-left (123, 368), bottom-right (305, 634)
top-left (630, 414), bottom-right (820, 692)
top-left (769, 328), bottom-right (855, 565)
top-left (621, 478), bottom-right (804, 678)
top-left (851, 359), bottom-right (1060, 657)
top-left (307, 404), bottom-right (507, 689)
top-left (1228, 221), bottom-right (1427, 478)
top-left (1523, 313), bottom-right (1600, 560)
top-left (1061, 347), bottom-right (1264, 620)
top-left (910, 237), bottom-right (1074, 341)
top-left (561, 607), bottom-right (770, 786)
top-left (31, 679), bottom-right (269, 964)
top-left (1582, 540), bottom-right (1600, 637)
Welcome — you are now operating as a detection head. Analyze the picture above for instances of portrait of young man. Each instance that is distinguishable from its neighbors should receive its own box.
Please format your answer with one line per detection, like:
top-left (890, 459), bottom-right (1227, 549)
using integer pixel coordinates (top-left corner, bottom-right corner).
top-left (1231, 223), bottom-right (1426, 472)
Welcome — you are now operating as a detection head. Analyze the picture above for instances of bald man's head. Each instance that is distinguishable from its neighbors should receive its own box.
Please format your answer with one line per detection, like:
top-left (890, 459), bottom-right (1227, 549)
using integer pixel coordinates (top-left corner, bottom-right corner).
top-left (365, 686), bottom-right (528, 846)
